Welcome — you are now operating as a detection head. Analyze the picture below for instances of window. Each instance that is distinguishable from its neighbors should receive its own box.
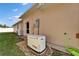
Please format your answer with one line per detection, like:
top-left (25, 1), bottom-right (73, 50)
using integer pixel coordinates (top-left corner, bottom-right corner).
top-left (26, 22), bottom-right (29, 34)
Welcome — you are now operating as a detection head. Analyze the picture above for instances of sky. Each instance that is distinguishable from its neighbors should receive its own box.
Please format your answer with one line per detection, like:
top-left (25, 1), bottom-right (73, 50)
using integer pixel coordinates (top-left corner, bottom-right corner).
top-left (0, 3), bottom-right (32, 27)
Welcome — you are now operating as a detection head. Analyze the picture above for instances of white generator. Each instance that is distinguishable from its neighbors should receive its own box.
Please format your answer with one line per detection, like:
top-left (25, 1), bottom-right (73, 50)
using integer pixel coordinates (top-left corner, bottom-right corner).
top-left (27, 34), bottom-right (46, 53)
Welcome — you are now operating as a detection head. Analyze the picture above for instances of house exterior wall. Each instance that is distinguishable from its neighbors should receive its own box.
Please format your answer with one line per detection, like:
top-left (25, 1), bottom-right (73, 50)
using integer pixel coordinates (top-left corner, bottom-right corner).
top-left (16, 4), bottom-right (79, 52)
top-left (42, 4), bottom-right (79, 49)
top-left (13, 25), bottom-right (18, 33)
top-left (18, 21), bottom-right (23, 35)
top-left (22, 14), bottom-right (34, 36)
top-left (13, 21), bottom-right (23, 35)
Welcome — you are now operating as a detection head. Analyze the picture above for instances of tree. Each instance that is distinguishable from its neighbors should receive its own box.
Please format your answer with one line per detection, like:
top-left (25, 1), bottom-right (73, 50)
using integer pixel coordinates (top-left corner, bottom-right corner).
top-left (0, 24), bottom-right (9, 28)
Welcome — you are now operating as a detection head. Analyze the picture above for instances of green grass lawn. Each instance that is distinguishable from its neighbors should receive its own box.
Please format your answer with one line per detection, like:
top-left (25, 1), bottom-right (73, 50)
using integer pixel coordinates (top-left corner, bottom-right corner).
top-left (0, 32), bottom-right (25, 56)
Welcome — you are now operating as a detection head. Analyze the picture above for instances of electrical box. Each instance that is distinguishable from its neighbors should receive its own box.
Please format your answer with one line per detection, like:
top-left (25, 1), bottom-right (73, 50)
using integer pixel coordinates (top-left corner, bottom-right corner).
top-left (76, 33), bottom-right (79, 38)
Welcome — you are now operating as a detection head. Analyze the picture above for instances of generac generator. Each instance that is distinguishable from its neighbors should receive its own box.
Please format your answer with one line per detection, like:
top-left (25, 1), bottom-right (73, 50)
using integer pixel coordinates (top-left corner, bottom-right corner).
top-left (27, 34), bottom-right (46, 53)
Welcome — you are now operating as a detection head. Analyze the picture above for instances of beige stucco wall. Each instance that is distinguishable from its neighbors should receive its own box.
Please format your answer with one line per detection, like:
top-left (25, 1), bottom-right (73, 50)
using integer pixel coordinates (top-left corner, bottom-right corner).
top-left (22, 4), bottom-right (79, 50)
top-left (22, 14), bottom-right (34, 36)
top-left (15, 21), bottom-right (23, 35)
top-left (13, 25), bottom-right (18, 33)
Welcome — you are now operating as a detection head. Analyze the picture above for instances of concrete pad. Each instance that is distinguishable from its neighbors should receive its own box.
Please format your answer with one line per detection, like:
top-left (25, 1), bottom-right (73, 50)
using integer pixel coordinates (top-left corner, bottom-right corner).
top-left (16, 41), bottom-right (53, 56)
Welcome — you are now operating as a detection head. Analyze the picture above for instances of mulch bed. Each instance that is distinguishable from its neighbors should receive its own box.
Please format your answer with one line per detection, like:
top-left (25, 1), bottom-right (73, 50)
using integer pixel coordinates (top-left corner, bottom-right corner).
top-left (51, 48), bottom-right (71, 56)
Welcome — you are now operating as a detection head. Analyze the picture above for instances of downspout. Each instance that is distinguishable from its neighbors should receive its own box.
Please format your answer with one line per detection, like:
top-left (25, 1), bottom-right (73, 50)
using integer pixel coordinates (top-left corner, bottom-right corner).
top-left (38, 19), bottom-right (40, 35)
top-left (36, 19), bottom-right (40, 35)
